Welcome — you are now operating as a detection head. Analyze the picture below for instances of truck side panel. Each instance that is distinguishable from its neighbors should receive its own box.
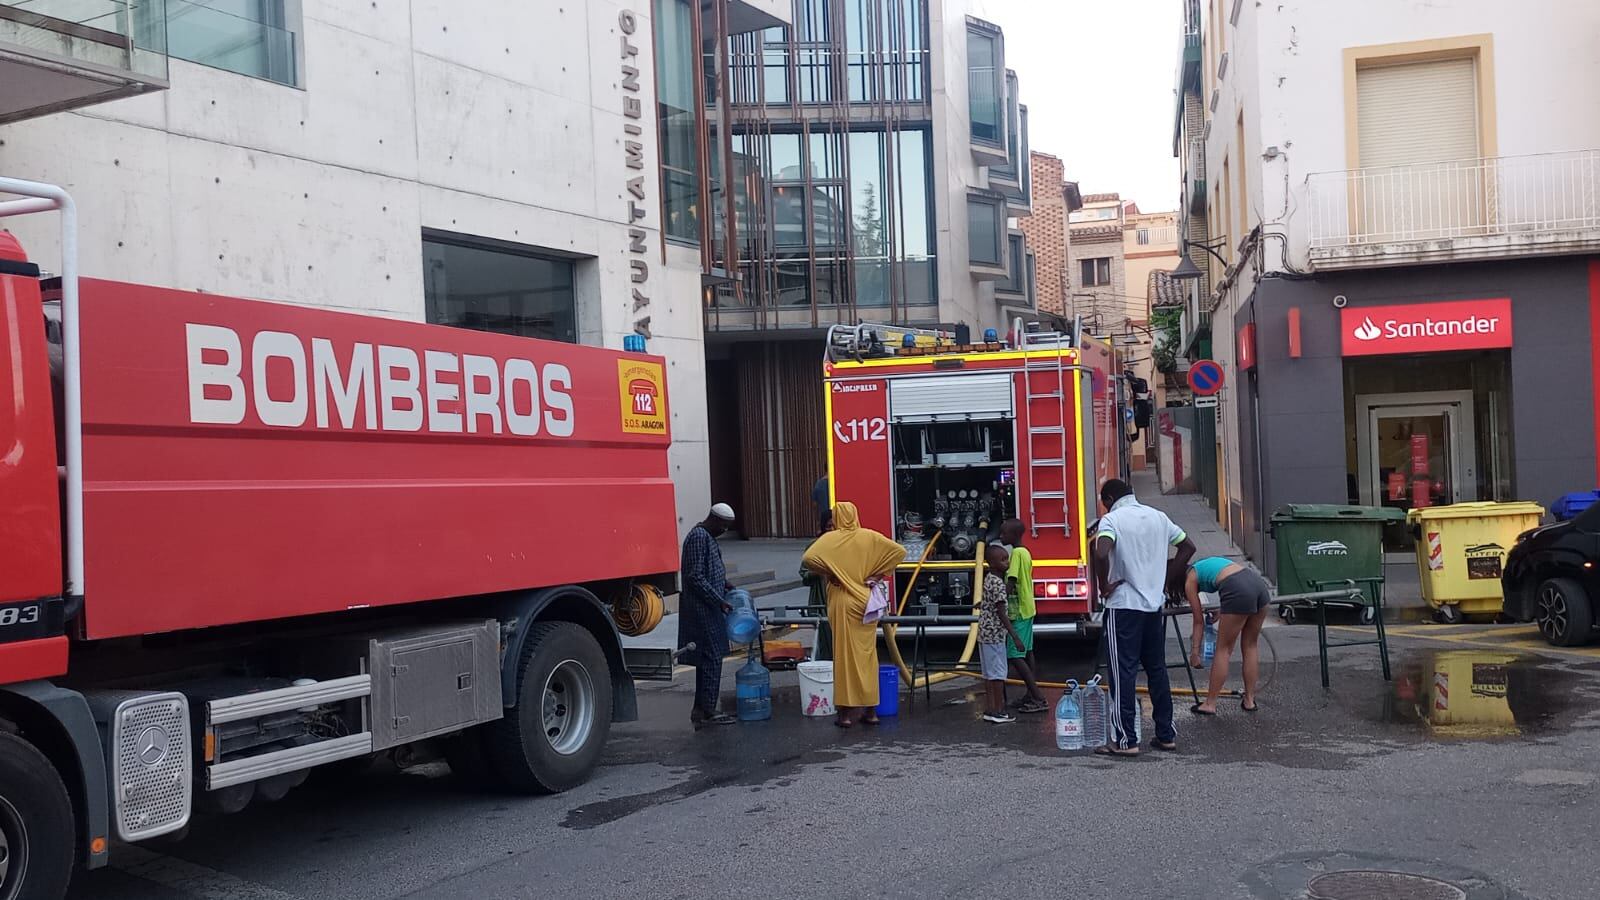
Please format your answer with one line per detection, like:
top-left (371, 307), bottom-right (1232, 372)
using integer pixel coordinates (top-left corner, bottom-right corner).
top-left (75, 279), bottom-right (678, 640)
top-left (0, 246), bottom-right (64, 606)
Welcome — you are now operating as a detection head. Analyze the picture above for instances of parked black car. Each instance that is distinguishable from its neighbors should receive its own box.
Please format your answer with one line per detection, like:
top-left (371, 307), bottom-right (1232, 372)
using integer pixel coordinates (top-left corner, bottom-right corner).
top-left (1502, 503), bottom-right (1600, 646)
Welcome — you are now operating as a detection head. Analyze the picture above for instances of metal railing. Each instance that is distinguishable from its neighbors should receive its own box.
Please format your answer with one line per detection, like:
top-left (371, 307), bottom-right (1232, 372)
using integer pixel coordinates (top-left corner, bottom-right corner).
top-left (1306, 149), bottom-right (1600, 249)
top-left (0, 0), bottom-right (167, 61)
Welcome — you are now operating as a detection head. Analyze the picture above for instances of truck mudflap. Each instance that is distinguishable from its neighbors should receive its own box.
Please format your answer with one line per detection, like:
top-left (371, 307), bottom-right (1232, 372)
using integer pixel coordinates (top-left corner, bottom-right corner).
top-left (2, 681), bottom-right (110, 869)
top-left (492, 586), bottom-right (638, 723)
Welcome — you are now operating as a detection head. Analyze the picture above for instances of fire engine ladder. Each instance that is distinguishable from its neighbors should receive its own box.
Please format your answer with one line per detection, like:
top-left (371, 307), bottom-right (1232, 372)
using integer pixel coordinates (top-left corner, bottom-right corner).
top-left (1022, 331), bottom-right (1074, 539)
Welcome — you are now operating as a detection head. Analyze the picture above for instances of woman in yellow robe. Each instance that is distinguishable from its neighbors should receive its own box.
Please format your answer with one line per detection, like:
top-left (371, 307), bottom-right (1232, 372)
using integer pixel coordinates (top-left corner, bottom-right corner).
top-left (802, 502), bottom-right (906, 727)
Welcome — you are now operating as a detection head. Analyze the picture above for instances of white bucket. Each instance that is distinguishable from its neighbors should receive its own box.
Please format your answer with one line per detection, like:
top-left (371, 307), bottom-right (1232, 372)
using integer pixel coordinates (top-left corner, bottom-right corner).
top-left (796, 661), bottom-right (835, 717)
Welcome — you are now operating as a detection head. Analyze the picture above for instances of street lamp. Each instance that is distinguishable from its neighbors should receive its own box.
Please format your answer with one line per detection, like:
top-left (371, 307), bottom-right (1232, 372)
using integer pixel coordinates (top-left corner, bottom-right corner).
top-left (1169, 237), bottom-right (1230, 280)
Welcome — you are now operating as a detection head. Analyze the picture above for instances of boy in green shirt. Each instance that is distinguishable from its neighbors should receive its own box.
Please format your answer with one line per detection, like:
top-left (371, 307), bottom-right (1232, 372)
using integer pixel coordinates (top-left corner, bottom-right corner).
top-left (1001, 518), bottom-right (1047, 712)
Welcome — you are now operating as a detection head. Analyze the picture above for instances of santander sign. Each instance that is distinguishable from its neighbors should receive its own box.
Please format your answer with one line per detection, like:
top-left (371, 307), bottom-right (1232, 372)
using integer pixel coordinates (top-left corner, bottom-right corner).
top-left (1340, 298), bottom-right (1513, 357)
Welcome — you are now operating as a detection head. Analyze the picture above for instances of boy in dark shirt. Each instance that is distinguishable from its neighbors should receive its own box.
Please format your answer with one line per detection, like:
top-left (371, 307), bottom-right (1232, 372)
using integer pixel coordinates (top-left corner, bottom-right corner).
top-left (979, 544), bottom-right (1025, 724)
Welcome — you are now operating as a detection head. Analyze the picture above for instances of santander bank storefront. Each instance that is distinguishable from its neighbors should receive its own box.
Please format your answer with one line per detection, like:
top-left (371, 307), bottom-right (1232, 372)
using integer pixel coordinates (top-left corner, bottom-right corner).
top-left (1233, 258), bottom-right (1598, 567)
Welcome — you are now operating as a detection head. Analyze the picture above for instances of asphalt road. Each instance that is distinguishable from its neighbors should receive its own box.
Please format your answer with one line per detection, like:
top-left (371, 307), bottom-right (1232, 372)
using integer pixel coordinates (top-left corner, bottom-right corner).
top-left (67, 620), bottom-right (1600, 900)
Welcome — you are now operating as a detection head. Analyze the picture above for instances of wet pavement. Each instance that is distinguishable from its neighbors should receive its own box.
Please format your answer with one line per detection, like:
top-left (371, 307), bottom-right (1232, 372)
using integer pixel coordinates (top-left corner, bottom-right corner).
top-left (67, 621), bottom-right (1600, 900)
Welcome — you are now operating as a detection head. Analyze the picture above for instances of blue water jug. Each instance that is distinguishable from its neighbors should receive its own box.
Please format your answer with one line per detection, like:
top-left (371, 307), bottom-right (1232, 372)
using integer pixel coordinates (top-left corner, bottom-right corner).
top-left (1202, 618), bottom-right (1218, 666)
top-left (735, 656), bottom-right (772, 721)
top-left (726, 606), bottom-right (760, 644)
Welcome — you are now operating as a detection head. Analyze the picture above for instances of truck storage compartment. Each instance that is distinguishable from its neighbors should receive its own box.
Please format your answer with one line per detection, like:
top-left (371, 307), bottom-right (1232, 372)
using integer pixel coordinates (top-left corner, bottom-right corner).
top-left (64, 278), bottom-right (679, 639)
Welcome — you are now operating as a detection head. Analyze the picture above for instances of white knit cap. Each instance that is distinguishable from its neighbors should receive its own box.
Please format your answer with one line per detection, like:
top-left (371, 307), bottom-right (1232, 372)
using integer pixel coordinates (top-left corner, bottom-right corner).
top-left (711, 503), bottom-right (737, 521)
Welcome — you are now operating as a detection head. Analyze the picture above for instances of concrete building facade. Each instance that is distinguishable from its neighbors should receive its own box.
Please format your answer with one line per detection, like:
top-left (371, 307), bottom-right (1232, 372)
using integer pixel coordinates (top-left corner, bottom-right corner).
top-left (0, 0), bottom-right (788, 540)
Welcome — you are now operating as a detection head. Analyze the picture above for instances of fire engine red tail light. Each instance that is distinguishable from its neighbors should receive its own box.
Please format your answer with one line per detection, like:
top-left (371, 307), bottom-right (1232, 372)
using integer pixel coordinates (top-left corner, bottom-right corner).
top-left (1037, 580), bottom-right (1088, 599)
top-left (1044, 582), bottom-right (1061, 597)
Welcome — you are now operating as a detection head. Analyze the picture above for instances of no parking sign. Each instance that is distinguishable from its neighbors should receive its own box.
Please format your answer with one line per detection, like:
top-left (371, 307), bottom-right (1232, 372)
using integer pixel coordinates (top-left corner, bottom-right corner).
top-left (1187, 359), bottom-right (1225, 396)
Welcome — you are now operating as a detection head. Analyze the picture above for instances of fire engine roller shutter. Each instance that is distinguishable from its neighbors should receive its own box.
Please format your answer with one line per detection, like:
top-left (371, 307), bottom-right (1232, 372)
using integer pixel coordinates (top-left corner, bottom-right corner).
top-left (889, 373), bottom-right (1014, 422)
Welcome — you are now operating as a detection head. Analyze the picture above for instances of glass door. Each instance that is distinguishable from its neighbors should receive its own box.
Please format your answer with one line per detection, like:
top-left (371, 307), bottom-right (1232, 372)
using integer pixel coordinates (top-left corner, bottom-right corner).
top-left (1356, 392), bottom-right (1477, 552)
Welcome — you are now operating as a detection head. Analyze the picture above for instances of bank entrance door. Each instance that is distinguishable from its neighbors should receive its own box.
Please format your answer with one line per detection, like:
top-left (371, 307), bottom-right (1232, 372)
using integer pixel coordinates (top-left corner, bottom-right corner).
top-left (1356, 391), bottom-right (1477, 518)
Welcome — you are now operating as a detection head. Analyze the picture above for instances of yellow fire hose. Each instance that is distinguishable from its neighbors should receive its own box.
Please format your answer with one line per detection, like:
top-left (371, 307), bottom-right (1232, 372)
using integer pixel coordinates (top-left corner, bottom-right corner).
top-left (882, 532), bottom-right (983, 689)
top-left (879, 538), bottom-right (1247, 698)
top-left (878, 536), bottom-right (1256, 698)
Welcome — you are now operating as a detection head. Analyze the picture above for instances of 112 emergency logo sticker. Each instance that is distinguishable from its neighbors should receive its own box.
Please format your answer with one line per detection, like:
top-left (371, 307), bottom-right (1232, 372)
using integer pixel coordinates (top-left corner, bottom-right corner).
top-left (618, 359), bottom-right (667, 435)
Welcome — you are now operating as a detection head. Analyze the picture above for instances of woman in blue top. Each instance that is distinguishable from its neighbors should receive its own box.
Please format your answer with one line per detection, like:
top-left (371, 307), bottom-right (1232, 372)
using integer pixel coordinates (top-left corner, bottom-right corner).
top-left (1184, 557), bottom-right (1271, 715)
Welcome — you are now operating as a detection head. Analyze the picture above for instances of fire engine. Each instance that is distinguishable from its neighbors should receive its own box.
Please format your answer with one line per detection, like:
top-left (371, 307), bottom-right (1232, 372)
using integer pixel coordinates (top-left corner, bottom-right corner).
top-left (824, 320), bottom-right (1125, 638)
top-left (0, 179), bottom-right (679, 900)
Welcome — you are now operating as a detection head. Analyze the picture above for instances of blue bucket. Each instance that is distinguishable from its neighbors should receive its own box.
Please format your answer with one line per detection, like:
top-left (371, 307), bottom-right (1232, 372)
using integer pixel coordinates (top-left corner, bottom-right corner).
top-left (877, 664), bottom-right (901, 717)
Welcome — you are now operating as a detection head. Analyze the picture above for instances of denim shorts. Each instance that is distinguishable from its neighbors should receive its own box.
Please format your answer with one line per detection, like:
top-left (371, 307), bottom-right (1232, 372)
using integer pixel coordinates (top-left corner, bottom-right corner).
top-left (980, 642), bottom-right (1009, 680)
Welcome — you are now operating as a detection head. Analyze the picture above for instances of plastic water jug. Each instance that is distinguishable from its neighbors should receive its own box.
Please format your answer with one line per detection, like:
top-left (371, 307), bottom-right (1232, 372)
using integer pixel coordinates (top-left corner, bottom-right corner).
top-left (1202, 618), bottom-right (1218, 666)
top-left (1079, 674), bottom-right (1108, 747)
top-left (726, 606), bottom-right (760, 644)
top-left (1055, 679), bottom-right (1084, 750)
top-left (735, 656), bottom-right (771, 721)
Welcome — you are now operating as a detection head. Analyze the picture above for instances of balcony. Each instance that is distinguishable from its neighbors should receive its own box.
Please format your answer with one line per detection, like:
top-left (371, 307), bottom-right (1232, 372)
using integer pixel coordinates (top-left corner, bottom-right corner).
top-left (1306, 150), bottom-right (1600, 270)
top-left (0, 0), bottom-right (168, 124)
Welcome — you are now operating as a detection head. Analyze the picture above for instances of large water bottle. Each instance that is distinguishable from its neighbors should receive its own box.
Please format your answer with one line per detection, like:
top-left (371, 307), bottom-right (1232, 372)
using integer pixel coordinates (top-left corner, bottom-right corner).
top-left (1202, 617), bottom-right (1219, 666)
top-left (725, 588), bottom-right (760, 644)
top-left (735, 655), bottom-right (772, 721)
top-left (1055, 679), bottom-right (1084, 750)
top-left (1080, 674), bottom-right (1108, 747)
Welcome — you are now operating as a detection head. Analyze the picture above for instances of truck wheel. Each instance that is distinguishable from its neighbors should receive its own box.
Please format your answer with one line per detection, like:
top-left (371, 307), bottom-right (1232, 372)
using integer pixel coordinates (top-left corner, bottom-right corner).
top-left (0, 732), bottom-right (75, 900)
top-left (1537, 577), bottom-right (1594, 647)
top-left (484, 622), bottom-right (613, 794)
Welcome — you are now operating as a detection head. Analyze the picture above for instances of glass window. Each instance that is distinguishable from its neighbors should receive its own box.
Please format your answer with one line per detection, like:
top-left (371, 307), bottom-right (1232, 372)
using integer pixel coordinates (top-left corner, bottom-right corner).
top-left (998, 234), bottom-right (1025, 293)
top-left (655, 0), bottom-right (699, 244)
top-left (1080, 257), bottom-right (1112, 287)
top-left (769, 133), bottom-right (804, 181)
top-left (167, 0), bottom-right (298, 85)
top-left (967, 27), bottom-right (1003, 144)
top-left (967, 197), bottom-right (1003, 266)
top-left (762, 28), bottom-right (789, 104)
top-left (423, 235), bottom-right (577, 344)
top-left (1137, 228), bottom-right (1151, 245)
top-left (992, 71), bottom-right (1021, 182)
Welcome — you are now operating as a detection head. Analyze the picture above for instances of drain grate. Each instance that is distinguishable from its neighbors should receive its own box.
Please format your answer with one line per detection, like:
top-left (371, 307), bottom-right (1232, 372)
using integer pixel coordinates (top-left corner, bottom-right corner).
top-left (1308, 871), bottom-right (1468, 900)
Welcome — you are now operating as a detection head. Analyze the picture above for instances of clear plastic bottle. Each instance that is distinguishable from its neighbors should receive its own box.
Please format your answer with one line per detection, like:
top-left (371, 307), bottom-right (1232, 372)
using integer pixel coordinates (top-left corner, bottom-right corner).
top-left (1080, 674), bottom-right (1108, 747)
top-left (1055, 679), bottom-right (1084, 750)
top-left (1202, 617), bottom-right (1219, 666)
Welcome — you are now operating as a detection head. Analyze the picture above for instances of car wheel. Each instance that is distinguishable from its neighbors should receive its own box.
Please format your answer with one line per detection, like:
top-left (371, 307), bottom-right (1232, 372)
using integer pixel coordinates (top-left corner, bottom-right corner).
top-left (483, 622), bottom-right (613, 794)
top-left (1536, 577), bottom-right (1595, 647)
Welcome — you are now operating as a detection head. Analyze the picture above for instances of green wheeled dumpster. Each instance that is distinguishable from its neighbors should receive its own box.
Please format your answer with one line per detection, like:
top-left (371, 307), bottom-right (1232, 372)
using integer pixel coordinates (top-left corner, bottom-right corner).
top-left (1271, 504), bottom-right (1406, 624)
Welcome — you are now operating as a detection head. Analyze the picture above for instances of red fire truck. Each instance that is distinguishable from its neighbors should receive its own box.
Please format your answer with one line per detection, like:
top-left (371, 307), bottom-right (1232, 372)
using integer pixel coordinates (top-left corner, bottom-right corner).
top-left (824, 321), bottom-right (1124, 636)
top-left (0, 179), bottom-right (679, 899)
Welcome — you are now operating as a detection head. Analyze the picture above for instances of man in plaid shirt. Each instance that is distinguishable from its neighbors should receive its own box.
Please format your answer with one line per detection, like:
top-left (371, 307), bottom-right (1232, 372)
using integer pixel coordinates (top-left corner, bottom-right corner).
top-left (678, 503), bottom-right (738, 726)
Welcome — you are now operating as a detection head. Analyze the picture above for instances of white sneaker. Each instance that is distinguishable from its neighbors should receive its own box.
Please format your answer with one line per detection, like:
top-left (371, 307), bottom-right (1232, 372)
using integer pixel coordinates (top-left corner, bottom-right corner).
top-left (982, 712), bottom-right (1016, 724)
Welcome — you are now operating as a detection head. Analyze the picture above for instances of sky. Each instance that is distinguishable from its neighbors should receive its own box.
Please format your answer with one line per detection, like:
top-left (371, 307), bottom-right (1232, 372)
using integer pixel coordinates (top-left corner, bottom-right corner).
top-left (987, 0), bottom-right (1181, 211)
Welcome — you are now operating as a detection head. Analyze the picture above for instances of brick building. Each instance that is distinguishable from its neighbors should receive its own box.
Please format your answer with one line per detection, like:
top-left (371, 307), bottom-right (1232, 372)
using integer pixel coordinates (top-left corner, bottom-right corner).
top-left (1017, 152), bottom-right (1081, 316)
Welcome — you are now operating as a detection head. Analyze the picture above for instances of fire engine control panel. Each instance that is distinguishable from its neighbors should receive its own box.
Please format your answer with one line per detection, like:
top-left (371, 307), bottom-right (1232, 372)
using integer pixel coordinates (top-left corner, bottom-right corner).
top-left (891, 420), bottom-right (1017, 561)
